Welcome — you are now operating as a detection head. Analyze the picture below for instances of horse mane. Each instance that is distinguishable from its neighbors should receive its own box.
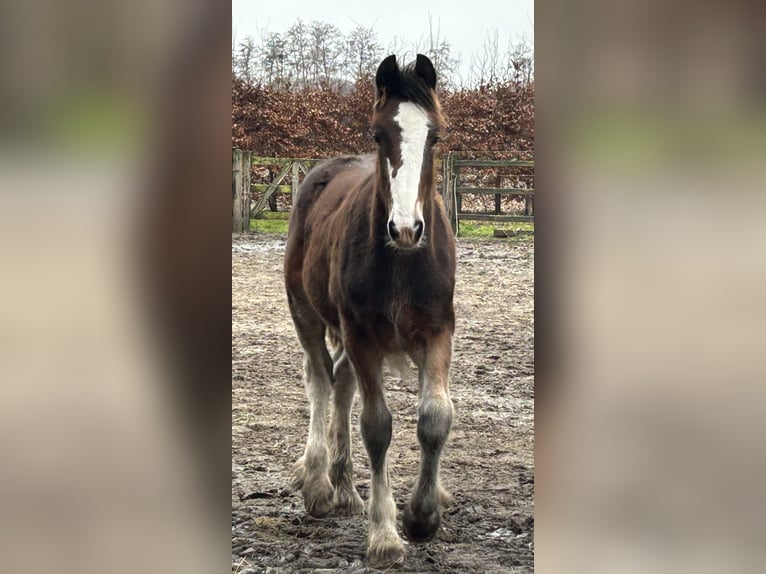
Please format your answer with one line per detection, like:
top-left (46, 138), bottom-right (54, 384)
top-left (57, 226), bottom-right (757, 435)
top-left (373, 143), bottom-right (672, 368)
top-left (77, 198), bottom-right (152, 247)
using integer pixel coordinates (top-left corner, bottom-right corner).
top-left (385, 62), bottom-right (445, 128)
top-left (395, 63), bottom-right (436, 106)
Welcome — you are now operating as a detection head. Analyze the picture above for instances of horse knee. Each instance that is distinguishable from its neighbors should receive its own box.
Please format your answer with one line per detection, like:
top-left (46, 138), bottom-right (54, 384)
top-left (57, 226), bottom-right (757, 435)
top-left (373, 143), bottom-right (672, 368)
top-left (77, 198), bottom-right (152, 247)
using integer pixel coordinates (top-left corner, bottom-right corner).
top-left (417, 397), bottom-right (453, 453)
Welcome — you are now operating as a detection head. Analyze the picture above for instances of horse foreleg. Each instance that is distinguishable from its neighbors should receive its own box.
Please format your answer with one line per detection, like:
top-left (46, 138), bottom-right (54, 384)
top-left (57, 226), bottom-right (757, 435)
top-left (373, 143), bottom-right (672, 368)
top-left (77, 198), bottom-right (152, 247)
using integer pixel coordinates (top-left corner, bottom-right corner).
top-left (404, 330), bottom-right (454, 541)
top-left (345, 338), bottom-right (405, 566)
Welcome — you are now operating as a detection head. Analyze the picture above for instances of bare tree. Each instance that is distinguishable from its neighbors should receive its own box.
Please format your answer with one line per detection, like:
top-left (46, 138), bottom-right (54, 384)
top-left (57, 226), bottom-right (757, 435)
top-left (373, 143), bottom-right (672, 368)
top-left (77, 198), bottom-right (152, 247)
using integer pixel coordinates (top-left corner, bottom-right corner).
top-left (232, 32), bottom-right (237, 78)
top-left (470, 30), bottom-right (502, 87)
top-left (468, 30), bottom-right (535, 88)
top-left (386, 35), bottom-right (408, 59)
top-left (234, 36), bottom-right (256, 85)
top-left (231, 17), bottom-right (532, 91)
top-left (286, 20), bottom-right (310, 88)
top-left (378, 19), bottom-right (458, 88)
top-left (424, 15), bottom-right (460, 90)
top-left (505, 35), bottom-right (534, 85)
top-left (345, 24), bottom-right (383, 81)
top-left (307, 21), bottom-right (344, 87)
top-left (259, 32), bottom-right (288, 89)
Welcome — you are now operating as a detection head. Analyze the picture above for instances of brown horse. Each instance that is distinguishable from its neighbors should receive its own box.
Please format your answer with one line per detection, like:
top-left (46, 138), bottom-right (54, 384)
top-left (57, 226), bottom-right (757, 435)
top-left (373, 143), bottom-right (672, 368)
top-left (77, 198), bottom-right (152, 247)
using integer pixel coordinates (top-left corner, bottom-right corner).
top-left (284, 54), bottom-right (456, 566)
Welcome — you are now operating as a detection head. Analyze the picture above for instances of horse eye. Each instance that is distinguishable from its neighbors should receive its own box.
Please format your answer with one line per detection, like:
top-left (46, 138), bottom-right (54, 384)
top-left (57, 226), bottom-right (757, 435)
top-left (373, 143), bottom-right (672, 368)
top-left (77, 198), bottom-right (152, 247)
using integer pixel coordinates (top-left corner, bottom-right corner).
top-left (373, 132), bottom-right (382, 144)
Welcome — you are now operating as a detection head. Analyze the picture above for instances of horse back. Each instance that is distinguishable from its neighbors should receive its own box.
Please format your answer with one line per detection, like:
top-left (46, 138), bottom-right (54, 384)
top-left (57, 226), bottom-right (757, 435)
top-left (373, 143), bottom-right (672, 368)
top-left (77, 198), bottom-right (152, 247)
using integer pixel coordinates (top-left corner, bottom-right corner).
top-left (284, 155), bottom-right (375, 327)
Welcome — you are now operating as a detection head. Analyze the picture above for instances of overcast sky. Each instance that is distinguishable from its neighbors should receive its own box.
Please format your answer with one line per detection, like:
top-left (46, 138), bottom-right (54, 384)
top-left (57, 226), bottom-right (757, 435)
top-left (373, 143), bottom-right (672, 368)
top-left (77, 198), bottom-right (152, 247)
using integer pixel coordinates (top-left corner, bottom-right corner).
top-left (232, 0), bottom-right (534, 81)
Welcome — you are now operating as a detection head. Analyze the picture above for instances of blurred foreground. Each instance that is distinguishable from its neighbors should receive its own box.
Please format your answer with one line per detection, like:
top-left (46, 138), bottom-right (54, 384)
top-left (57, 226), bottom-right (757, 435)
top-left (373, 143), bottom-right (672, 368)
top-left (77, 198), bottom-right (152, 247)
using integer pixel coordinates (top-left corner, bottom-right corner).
top-left (536, 1), bottom-right (766, 573)
top-left (0, 1), bottom-right (229, 572)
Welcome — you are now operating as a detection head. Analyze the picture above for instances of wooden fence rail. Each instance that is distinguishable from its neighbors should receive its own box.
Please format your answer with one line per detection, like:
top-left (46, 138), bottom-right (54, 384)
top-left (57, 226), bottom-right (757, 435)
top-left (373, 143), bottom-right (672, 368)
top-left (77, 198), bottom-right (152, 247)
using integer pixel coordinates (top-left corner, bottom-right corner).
top-left (441, 152), bottom-right (534, 232)
top-left (232, 150), bottom-right (534, 235)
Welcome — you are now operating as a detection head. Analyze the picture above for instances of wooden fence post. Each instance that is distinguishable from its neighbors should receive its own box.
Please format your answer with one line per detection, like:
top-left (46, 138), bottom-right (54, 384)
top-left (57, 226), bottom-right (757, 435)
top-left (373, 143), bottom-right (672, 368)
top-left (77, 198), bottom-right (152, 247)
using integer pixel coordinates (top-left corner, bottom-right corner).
top-left (494, 172), bottom-right (502, 214)
top-left (291, 161), bottom-right (300, 204)
top-left (442, 152), bottom-right (458, 234)
top-left (232, 149), bottom-right (250, 233)
top-left (440, 153), bottom-right (449, 219)
top-left (455, 163), bottom-right (462, 222)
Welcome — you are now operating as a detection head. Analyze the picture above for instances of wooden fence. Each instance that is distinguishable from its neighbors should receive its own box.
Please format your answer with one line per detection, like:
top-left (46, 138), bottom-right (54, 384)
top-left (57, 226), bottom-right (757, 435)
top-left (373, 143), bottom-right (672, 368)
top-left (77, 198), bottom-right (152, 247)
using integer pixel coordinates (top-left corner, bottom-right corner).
top-left (440, 152), bottom-right (534, 232)
top-left (232, 150), bottom-right (534, 234)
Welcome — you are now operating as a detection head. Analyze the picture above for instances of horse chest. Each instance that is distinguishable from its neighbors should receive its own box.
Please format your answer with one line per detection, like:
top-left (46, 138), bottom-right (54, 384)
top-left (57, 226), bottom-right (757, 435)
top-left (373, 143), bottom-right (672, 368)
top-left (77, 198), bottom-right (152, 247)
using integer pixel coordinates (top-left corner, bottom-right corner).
top-left (343, 268), bottom-right (451, 334)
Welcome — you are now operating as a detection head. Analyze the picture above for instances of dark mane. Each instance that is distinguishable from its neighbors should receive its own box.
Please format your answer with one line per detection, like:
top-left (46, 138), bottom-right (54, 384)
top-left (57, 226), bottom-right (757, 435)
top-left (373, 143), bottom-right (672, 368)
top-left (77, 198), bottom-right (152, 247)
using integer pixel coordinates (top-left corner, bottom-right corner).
top-left (389, 62), bottom-right (438, 111)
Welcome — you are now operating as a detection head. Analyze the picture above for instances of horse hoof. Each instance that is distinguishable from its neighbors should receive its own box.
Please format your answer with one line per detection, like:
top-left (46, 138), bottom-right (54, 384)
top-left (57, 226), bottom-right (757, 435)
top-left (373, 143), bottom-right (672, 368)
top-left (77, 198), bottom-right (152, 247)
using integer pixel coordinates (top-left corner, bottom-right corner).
top-left (304, 489), bottom-right (333, 517)
top-left (302, 476), bottom-right (334, 517)
top-left (334, 485), bottom-right (365, 515)
top-left (367, 533), bottom-right (406, 567)
top-left (402, 504), bottom-right (441, 541)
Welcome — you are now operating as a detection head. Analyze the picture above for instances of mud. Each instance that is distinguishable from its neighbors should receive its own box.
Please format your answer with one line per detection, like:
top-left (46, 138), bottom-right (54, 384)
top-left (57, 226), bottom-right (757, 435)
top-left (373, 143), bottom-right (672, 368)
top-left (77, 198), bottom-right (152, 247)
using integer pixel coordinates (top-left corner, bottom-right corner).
top-left (232, 233), bottom-right (534, 573)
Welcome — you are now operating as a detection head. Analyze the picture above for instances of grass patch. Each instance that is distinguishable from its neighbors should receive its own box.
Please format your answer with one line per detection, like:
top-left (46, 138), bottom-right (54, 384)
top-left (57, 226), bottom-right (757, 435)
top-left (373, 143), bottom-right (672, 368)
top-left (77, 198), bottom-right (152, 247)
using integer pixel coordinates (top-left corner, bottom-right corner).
top-left (247, 210), bottom-right (535, 240)
top-left (250, 211), bottom-right (290, 234)
top-left (458, 220), bottom-right (534, 239)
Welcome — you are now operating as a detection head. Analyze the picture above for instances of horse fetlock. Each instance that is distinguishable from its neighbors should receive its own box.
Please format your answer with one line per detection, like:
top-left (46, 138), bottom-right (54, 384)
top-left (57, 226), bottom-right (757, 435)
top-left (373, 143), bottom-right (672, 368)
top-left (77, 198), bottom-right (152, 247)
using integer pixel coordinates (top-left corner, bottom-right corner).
top-left (367, 527), bottom-right (406, 567)
top-left (333, 482), bottom-right (365, 515)
top-left (402, 500), bottom-right (441, 542)
top-left (303, 445), bottom-right (330, 472)
top-left (329, 455), bottom-right (361, 512)
top-left (290, 456), bottom-right (307, 490)
top-left (292, 449), bottom-right (328, 484)
top-left (328, 442), bottom-right (351, 479)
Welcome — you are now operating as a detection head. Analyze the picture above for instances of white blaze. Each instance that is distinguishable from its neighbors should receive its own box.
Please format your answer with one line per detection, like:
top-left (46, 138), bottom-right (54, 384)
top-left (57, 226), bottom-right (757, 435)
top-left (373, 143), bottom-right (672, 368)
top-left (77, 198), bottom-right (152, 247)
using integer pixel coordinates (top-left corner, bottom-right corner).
top-left (388, 102), bottom-right (430, 230)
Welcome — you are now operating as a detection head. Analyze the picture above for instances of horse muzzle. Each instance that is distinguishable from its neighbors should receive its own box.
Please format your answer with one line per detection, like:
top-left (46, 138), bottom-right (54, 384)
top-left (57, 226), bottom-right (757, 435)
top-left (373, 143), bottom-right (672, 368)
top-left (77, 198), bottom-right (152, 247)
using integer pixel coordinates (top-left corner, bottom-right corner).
top-left (387, 219), bottom-right (424, 249)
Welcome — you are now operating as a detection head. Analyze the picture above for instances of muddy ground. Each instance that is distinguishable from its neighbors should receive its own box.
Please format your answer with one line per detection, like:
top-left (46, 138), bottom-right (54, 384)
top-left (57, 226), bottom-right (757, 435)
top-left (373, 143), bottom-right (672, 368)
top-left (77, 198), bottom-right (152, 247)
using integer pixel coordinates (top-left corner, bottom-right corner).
top-left (232, 233), bottom-right (534, 573)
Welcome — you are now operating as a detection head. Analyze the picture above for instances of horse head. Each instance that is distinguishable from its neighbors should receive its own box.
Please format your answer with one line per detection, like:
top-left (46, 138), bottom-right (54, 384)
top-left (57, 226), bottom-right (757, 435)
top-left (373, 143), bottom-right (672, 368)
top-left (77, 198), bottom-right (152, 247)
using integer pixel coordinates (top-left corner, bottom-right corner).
top-left (372, 54), bottom-right (445, 250)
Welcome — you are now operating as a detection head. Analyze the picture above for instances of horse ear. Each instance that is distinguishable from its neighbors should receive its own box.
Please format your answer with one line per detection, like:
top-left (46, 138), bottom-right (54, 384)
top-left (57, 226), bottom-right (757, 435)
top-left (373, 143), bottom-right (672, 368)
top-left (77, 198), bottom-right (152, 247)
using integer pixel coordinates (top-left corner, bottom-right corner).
top-left (415, 54), bottom-right (437, 90)
top-left (376, 54), bottom-right (398, 92)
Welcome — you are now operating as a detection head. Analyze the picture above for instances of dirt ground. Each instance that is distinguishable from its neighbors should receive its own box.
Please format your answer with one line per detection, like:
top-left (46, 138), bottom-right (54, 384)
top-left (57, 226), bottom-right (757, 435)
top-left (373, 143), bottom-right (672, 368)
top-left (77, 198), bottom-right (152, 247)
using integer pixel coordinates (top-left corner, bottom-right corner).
top-left (232, 233), bottom-right (534, 573)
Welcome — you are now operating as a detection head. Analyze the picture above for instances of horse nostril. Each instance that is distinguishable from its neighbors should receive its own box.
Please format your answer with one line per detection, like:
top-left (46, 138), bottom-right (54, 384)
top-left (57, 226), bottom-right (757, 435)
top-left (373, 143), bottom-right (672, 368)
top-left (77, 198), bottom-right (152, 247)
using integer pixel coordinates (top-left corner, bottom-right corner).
top-left (388, 220), bottom-right (399, 240)
top-left (413, 220), bottom-right (424, 242)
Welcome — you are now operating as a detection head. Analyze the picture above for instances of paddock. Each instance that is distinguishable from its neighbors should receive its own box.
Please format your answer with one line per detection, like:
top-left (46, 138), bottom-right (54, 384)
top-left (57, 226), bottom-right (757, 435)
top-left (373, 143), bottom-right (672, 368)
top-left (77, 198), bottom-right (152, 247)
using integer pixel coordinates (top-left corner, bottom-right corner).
top-left (232, 233), bottom-right (534, 573)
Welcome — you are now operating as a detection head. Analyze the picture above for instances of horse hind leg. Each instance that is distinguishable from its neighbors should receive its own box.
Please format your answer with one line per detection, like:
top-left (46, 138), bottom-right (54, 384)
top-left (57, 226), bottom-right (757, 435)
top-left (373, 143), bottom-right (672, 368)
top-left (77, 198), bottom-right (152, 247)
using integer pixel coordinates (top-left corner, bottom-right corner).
top-left (288, 297), bottom-right (335, 518)
top-left (328, 349), bottom-right (364, 515)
